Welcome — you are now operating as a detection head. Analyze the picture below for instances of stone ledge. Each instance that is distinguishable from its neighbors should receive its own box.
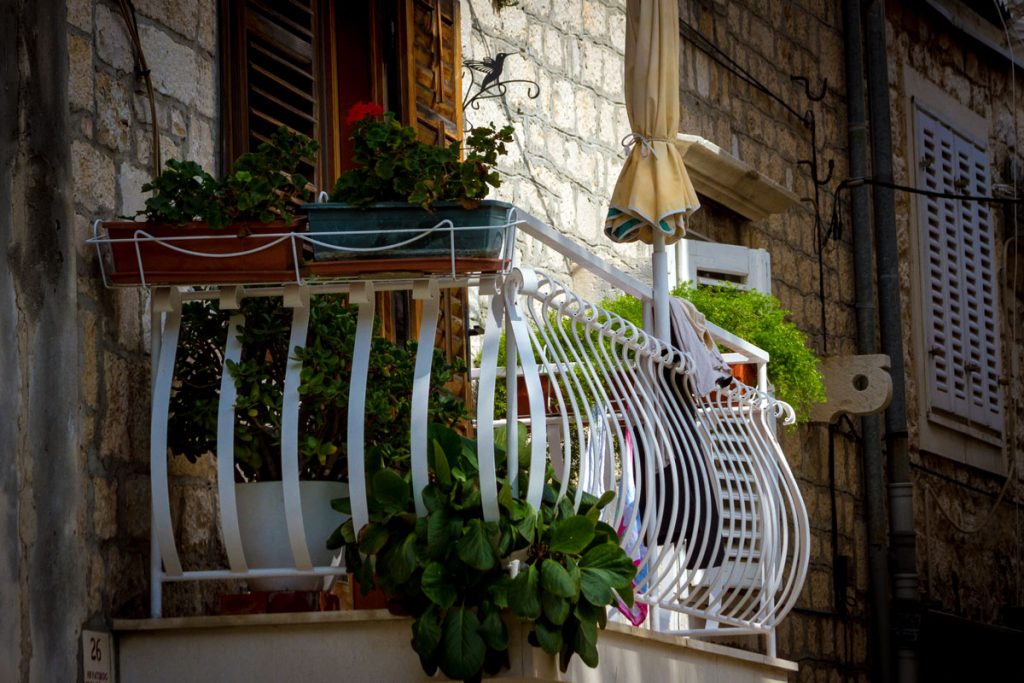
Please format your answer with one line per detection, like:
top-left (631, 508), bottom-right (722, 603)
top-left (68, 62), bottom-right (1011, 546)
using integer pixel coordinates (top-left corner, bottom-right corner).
top-left (675, 134), bottom-right (801, 221)
top-left (114, 610), bottom-right (797, 682)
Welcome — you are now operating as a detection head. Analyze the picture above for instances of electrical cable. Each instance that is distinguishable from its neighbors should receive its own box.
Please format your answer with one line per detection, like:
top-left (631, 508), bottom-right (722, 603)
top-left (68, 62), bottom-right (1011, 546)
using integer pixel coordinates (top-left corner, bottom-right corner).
top-left (115, 0), bottom-right (161, 180)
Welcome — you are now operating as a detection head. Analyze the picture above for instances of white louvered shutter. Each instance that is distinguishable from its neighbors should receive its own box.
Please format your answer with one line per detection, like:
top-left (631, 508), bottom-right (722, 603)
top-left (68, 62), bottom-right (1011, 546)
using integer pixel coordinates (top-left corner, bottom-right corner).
top-left (914, 105), bottom-right (1002, 431)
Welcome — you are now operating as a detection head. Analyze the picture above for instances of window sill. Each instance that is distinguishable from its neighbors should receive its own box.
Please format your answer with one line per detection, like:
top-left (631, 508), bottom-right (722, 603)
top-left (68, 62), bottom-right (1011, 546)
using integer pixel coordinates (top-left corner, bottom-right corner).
top-left (921, 409), bottom-right (1005, 475)
top-left (674, 134), bottom-right (801, 221)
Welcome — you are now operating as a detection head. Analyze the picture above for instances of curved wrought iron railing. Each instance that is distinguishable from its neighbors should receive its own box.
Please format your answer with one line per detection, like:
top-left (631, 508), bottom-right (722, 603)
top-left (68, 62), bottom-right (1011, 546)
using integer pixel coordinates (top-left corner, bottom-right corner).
top-left (468, 268), bottom-right (809, 638)
top-left (129, 208), bottom-right (808, 655)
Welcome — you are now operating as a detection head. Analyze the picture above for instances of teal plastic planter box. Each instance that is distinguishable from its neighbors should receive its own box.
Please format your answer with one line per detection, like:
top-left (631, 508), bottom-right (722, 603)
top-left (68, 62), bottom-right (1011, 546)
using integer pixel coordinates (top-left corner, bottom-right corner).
top-left (302, 200), bottom-right (513, 261)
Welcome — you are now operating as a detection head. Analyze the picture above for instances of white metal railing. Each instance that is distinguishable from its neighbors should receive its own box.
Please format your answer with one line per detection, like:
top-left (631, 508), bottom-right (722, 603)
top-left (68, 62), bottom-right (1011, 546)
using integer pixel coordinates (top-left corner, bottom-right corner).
top-left (468, 268), bottom-right (808, 647)
top-left (127, 207), bottom-right (807, 655)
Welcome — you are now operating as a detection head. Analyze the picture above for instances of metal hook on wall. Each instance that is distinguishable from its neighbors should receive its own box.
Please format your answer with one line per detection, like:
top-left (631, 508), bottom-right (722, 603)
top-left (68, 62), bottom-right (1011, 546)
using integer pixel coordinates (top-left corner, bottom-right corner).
top-left (792, 75), bottom-right (828, 102)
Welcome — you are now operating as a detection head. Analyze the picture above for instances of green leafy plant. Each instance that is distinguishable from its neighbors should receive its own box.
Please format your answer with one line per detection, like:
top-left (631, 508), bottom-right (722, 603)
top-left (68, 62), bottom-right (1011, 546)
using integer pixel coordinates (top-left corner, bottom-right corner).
top-left (599, 283), bottom-right (825, 421)
top-left (332, 423), bottom-right (636, 681)
top-left (168, 296), bottom-right (467, 481)
top-left (140, 126), bottom-right (319, 231)
top-left (330, 104), bottom-right (514, 211)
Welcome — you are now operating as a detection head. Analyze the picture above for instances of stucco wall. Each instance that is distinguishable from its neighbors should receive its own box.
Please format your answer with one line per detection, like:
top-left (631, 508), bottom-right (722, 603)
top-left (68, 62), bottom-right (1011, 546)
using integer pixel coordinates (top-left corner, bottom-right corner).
top-left (1, 2), bottom-right (84, 681)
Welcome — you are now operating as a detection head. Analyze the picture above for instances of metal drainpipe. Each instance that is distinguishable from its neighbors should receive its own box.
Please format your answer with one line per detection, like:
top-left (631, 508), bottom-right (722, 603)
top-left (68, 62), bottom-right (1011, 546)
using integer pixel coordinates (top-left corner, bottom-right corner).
top-left (841, 2), bottom-right (892, 682)
top-left (864, 2), bottom-right (919, 682)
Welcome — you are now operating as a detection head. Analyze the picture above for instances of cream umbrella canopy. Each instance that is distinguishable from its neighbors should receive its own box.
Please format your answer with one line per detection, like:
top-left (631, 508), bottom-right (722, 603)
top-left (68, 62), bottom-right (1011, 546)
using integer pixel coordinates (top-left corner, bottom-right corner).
top-left (605, 0), bottom-right (700, 340)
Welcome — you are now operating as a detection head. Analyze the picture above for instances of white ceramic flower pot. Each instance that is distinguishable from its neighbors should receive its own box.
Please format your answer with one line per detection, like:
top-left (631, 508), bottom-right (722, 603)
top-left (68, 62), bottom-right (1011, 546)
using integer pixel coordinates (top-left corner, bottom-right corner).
top-left (234, 480), bottom-right (348, 592)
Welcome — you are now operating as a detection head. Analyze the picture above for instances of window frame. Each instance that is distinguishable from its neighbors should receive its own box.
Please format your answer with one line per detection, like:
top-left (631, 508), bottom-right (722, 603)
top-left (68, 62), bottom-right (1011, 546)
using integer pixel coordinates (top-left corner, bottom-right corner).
top-left (903, 66), bottom-right (1005, 473)
top-left (674, 239), bottom-right (772, 294)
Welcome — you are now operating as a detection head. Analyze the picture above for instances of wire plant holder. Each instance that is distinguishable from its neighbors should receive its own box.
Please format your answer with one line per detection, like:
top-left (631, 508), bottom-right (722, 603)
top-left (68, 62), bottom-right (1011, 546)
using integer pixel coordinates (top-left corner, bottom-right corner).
top-left (87, 208), bottom-right (521, 288)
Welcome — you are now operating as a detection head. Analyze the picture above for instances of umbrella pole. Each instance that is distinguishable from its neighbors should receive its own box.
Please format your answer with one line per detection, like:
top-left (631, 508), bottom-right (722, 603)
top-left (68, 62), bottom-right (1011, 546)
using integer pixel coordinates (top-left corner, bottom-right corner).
top-left (652, 232), bottom-right (670, 342)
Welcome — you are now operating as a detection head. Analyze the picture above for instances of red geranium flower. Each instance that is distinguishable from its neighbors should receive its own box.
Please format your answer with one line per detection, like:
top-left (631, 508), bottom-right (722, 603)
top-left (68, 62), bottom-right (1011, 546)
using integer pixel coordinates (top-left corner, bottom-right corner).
top-left (346, 101), bottom-right (384, 126)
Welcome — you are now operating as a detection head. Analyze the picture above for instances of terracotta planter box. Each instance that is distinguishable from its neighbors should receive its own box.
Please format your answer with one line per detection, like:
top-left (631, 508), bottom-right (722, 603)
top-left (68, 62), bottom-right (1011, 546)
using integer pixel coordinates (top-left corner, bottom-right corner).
top-left (101, 220), bottom-right (304, 285)
top-left (729, 362), bottom-right (758, 387)
top-left (515, 373), bottom-right (555, 414)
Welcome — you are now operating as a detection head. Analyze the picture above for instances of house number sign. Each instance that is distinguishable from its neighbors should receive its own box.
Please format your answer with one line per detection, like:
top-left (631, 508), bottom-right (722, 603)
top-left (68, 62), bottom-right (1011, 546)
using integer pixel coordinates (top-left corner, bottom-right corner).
top-left (82, 629), bottom-right (114, 682)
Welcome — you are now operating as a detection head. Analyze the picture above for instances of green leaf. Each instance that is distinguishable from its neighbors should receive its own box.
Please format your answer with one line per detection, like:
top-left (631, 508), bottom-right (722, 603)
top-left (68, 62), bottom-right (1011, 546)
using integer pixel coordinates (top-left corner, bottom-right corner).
top-left (574, 599), bottom-right (607, 627)
top-left (421, 484), bottom-right (446, 513)
top-left (497, 482), bottom-right (514, 512)
top-left (579, 543), bottom-right (637, 607)
top-left (439, 606), bottom-right (486, 681)
top-left (573, 619), bottom-right (599, 668)
top-left (331, 496), bottom-right (352, 515)
top-left (579, 544), bottom-right (637, 589)
top-left (325, 524), bottom-right (346, 551)
top-left (412, 605), bottom-right (442, 665)
top-left (489, 574), bottom-right (512, 609)
top-left (429, 438), bottom-right (452, 489)
top-left (372, 469), bottom-right (410, 514)
top-left (548, 515), bottom-right (596, 555)
top-left (534, 619), bottom-right (564, 655)
top-left (513, 507), bottom-right (537, 543)
top-left (422, 561), bottom-right (457, 609)
top-left (456, 518), bottom-right (496, 571)
top-left (508, 564), bottom-right (542, 620)
top-left (565, 557), bottom-right (582, 592)
top-left (579, 570), bottom-right (614, 606)
top-left (541, 558), bottom-right (576, 598)
top-left (357, 523), bottom-right (389, 555)
top-left (542, 591), bottom-right (570, 626)
top-left (478, 605), bottom-right (509, 651)
top-left (387, 532), bottom-right (418, 583)
top-left (427, 507), bottom-right (462, 561)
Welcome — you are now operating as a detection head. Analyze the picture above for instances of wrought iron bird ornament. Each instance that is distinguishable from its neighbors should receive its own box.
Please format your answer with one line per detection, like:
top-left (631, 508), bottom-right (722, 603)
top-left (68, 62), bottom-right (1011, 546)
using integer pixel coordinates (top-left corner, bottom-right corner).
top-left (466, 52), bottom-right (513, 92)
top-left (462, 50), bottom-right (540, 116)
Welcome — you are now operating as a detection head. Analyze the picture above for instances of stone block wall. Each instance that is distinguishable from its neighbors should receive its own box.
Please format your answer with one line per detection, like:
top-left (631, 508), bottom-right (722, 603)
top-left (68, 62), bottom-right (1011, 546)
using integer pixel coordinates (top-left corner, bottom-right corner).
top-left (462, 0), bottom-right (650, 302)
top-left (68, 0), bottom-right (220, 625)
top-left (676, 1), bottom-right (867, 681)
top-left (883, 2), bottom-right (1024, 630)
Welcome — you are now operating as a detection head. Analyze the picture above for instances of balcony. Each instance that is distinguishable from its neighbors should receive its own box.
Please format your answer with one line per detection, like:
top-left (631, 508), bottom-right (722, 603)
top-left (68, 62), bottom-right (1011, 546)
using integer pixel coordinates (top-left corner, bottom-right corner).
top-left (93, 207), bottom-right (808, 679)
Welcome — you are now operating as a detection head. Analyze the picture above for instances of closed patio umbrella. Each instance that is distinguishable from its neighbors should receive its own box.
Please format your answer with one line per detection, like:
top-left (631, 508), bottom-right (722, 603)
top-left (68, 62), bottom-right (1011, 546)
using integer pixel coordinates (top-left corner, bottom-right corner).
top-left (605, 0), bottom-right (700, 340)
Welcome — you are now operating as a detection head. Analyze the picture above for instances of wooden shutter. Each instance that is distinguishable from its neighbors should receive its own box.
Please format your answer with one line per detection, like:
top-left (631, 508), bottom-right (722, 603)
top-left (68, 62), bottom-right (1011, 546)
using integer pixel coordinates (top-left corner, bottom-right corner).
top-left (914, 105), bottom-right (1002, 431)
top-left (222, 1), bottom-right (320, 182)
top-left (399, 0), bottom-right (471, 404)
top-left (402, 0), bottom-right (462, 146)
top-left (221, 0), bottom-right (357, 187)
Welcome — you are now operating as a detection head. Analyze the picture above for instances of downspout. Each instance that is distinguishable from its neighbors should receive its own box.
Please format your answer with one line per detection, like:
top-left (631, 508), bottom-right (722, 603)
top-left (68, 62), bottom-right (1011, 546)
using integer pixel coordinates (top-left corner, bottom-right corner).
top-left (841, 3), bottom-right (891, 683)
top-left (864, 2), bottom-right (919, 682)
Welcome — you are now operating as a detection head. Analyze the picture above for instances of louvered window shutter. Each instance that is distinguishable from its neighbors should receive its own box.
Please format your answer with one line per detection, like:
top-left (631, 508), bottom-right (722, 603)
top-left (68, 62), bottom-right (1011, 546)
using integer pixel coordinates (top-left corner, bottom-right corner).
top-left (222, 0), bottom-right (325, 184)
top-left (403, 0), bottom-right (463, 146)
top-left (914, 105), bottom-right (1002, 431)
top-left (400, 0), bottom-right (472, 404)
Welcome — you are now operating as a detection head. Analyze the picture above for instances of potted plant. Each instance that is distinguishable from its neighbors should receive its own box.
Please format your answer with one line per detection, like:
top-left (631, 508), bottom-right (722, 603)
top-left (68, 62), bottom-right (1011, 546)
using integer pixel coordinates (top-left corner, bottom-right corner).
top-left (601, 283), bottom-right (825, 422)
top-left (302, 102), bottom-right (516, 276)
top-left (331, 423), bottom-right (637, 682)
top-left (169, 295), bottom-right (467, 594)
top-left (98, 126), bottom-right (318, 285)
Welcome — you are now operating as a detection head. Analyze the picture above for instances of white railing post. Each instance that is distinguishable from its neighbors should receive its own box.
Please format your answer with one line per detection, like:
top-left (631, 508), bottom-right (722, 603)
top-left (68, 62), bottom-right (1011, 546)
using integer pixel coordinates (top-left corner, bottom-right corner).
top-left (410, 280), bottom-right (440, 516)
